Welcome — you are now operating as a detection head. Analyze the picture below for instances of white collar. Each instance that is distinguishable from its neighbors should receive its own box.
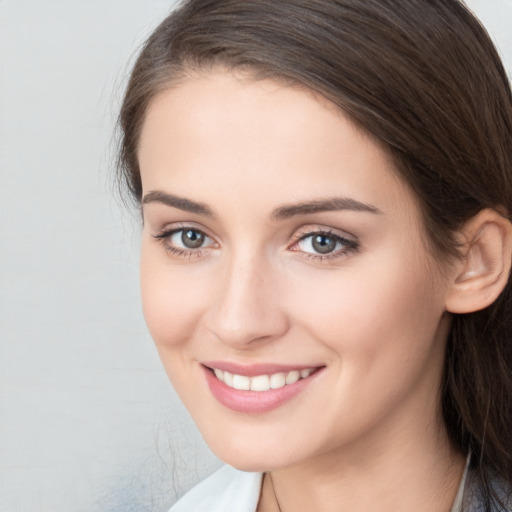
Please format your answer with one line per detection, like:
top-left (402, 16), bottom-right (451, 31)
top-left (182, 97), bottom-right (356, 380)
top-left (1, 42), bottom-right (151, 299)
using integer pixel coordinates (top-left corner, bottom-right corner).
top-left (449, 452), bottom-right (472, 512)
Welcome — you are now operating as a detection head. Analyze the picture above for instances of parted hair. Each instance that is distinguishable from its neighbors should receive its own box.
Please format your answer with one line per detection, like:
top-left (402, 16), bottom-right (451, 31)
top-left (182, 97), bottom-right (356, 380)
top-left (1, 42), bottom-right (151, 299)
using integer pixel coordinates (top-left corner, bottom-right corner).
top-left (118, 1), bottom-right (512, 509)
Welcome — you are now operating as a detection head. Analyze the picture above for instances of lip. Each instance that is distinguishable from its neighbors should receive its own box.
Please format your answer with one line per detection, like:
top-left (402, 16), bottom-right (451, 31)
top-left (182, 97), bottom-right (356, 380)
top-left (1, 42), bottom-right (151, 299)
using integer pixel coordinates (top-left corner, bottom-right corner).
top-left (202, 361), bottom-right (321, 377)
top-left (201, 362), bottom-right (325, 414)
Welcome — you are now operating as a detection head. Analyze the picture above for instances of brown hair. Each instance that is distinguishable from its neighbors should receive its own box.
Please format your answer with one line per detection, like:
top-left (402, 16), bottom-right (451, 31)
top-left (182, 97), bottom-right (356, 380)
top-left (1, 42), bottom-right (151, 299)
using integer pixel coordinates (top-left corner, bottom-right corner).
top-left (118, 1), bottom-right (512, 509)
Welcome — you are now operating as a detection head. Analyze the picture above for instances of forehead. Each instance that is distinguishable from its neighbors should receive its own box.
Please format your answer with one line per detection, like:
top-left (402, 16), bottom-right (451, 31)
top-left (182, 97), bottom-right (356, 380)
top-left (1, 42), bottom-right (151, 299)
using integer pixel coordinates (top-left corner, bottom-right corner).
top-left (138, 70), bottom-right (416, 219)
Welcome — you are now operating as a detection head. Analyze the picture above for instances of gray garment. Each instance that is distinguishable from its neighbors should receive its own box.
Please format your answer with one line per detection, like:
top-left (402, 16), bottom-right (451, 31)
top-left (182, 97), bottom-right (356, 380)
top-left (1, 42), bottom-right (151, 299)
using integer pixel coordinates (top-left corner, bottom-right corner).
top-left (460, 465), bottom-right (512, 512)
top-left (451, 453), bottom-right (511, 512)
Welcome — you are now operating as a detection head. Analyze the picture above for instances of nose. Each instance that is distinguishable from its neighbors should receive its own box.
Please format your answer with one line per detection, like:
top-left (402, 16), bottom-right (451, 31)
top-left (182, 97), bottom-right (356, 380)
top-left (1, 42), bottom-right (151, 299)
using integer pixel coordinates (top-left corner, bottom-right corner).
top-left (205, 252), bottom-right (289, 348)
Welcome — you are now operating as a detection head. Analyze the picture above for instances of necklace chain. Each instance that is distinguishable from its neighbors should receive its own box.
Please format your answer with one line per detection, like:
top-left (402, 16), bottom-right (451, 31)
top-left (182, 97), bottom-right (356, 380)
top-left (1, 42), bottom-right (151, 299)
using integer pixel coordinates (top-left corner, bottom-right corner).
top-left (268, 472), bottom-right (283, 512)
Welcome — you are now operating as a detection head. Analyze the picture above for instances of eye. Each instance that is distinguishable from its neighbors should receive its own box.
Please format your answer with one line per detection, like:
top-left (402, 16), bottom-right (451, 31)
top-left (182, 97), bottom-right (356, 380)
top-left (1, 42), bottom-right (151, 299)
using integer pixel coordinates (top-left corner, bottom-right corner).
top-left (152, 226), bottom-right (216, 256)
top-left (174, 229), bottom-right (208, 249)
top-left (292, 230), bottom-right (358, 259)
top-left (299, 233), bottom-right (339, 254)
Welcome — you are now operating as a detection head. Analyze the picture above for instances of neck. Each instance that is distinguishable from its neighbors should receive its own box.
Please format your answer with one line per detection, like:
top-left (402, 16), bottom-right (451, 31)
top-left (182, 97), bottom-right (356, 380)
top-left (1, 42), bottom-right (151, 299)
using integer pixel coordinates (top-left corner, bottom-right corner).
top-left (258, 414), bottom-right (466, 512)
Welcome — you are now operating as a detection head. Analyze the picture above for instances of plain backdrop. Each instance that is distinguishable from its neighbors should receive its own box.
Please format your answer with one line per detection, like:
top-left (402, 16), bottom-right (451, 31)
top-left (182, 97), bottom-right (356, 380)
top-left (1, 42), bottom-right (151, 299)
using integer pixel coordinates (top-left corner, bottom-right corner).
top-left (1, 1), bottom-right (511, 511)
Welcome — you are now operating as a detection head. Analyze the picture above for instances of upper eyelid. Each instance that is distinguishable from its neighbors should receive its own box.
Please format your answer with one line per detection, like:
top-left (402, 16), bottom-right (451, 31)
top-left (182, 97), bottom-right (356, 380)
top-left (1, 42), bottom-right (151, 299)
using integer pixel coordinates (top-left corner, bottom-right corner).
top-left (151, 223), bottom-right (357, 246)
top-left (291, 225), bottom-right (357, 243)
top-left (154, 222), bottom-right (214, 238)
top-left (153, 227), bottom-right (217, 256)
top-left (291, 231), bottom-right (357, 251)
top-left (162, 227), bottom-right (216, 244)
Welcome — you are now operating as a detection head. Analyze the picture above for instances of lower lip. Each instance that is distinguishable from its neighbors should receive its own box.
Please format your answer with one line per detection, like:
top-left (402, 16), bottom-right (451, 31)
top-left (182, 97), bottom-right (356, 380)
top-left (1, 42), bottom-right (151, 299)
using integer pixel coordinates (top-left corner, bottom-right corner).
top-left (203, 366), bottom-right (323, 414)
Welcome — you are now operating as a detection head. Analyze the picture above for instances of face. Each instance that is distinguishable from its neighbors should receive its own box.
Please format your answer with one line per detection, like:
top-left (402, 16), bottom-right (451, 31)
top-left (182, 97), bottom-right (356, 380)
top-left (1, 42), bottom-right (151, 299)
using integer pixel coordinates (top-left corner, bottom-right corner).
top-left (138, 71), bottom-right (453, 472)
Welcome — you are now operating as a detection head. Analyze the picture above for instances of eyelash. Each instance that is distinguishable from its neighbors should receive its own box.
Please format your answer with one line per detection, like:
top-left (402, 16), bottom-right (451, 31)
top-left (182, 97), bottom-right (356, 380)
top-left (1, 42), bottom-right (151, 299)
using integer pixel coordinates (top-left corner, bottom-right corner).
top-left (152, 226), bottom-right (359, 262)
top-left (152, 226), bottom-right (215, 259)
top-left (290, 229), bottom-right (359, 262)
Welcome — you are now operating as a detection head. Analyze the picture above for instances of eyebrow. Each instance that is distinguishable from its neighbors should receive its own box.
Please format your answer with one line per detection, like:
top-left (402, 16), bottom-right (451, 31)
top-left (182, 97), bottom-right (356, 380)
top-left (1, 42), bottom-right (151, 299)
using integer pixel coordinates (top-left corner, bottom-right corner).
top-left (142, 190), bottom-right (383, 219)
top-left (271, 197), bottom-right (383, 220)
top-left (142, 190), bottom-right (213, 217)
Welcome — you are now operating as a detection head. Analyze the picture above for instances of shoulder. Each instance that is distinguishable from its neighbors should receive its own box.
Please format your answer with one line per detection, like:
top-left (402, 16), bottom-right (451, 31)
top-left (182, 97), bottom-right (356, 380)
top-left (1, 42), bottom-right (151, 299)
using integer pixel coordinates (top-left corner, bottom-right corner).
top-left (169, 465), bottom-right (263, 512)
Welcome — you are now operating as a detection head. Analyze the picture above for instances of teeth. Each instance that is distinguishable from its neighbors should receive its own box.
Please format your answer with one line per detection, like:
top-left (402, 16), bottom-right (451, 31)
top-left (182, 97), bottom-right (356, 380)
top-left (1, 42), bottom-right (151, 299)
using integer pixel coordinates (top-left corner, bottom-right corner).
top-left (223, 371), bottom-right (234, 387)
top-left (285, 371), bottom-right (300, 385)
top-left (212, 367), bottom-right (316, 391)
top-left (250, 375), bottom-right (270, 391)
top-left (232, 374), bottom-right (251, 390)
top-left (270, 373), bottom-right (286, 389)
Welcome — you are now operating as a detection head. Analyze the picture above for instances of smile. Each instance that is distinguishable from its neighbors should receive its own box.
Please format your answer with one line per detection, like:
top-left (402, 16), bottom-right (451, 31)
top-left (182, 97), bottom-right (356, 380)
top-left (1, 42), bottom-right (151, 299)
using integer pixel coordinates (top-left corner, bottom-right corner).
top-left (202, 363), bottom-right (324, 413)
top-left (212, 367), bottom-right (315, 391)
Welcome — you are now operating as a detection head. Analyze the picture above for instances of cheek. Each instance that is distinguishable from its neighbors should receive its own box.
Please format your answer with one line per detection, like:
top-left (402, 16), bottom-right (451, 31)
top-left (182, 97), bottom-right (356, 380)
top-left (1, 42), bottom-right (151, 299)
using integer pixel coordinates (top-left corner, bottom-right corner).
top-left (290, 253), bottom-right (446, 368)
top-left (139, 248), bottom-right (213, 404)
top-left (285, 255), bottom-right (448, 443)
top-left (139, 247), bottom-right (207, 350)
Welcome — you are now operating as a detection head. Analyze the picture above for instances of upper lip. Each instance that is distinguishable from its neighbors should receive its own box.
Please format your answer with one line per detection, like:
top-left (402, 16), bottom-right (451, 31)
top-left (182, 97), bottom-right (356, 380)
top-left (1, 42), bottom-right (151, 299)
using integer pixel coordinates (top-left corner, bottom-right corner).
top-left (201, 361), bottom-right (324, 377)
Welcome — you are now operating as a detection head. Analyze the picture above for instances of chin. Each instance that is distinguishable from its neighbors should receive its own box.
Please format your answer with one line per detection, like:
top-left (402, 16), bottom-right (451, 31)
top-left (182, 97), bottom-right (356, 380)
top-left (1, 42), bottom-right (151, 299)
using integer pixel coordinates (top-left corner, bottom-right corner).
top-left (213, 451), bottom-right (284, 473)
top-left (204, 431), bottom-right (305, 473)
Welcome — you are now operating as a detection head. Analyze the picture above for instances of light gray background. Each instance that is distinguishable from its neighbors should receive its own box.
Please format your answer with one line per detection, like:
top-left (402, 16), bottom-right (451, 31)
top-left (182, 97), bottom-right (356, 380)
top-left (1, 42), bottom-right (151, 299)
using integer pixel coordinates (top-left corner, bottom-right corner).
top-left (1, 1), bottom-right (511, 511)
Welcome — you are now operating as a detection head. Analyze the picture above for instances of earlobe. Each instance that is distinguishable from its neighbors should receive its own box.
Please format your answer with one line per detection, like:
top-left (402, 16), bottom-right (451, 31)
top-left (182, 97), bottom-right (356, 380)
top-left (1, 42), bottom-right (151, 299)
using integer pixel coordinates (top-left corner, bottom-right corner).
top-left (446, 209), bottom-right (512, 314)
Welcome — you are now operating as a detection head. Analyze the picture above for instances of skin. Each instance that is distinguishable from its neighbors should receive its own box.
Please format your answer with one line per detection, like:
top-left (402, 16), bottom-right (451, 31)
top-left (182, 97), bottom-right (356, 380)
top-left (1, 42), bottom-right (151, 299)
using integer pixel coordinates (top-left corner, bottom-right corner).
top-left (138, 70), bottom-right (466, 511)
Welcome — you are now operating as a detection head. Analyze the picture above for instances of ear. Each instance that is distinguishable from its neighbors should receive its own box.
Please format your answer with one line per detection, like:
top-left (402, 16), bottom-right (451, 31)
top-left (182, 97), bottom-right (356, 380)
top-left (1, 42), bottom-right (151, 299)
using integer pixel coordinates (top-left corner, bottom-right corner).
top-left (446, 208), bottom-right (512, 314)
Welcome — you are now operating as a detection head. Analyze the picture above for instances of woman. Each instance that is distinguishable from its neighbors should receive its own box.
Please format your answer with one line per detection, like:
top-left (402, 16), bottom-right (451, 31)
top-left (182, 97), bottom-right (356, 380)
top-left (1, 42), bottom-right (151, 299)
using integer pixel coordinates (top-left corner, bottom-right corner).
top-left (117, 1), bottom-right (512, 510)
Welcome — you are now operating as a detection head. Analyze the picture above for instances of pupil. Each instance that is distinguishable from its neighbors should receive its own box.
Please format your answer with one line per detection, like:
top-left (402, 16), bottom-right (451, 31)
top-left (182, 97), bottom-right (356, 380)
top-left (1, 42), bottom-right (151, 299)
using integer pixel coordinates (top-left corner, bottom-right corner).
top-left (312, 234), bottom-right (336, 254)
top-left (182, 230), bottom-right (205, 249)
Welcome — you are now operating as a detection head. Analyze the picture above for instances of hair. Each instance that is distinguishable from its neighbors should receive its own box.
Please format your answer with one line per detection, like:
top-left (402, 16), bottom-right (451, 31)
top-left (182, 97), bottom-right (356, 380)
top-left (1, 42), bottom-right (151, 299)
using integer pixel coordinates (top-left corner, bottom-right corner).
top-left (117, 0), bottom-right (512, 509)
